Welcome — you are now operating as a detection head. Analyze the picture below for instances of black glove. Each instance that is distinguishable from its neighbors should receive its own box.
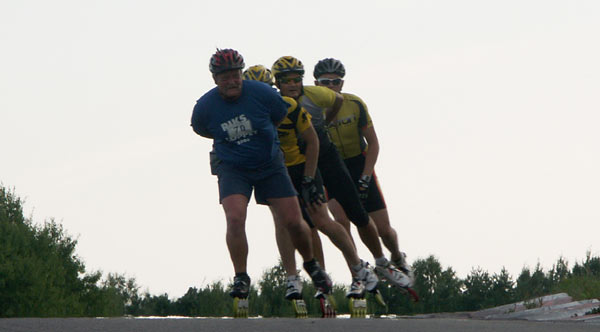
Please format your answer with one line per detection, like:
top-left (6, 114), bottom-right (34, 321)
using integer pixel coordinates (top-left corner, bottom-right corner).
top-left (301, 176), bottom-right (326, 206)
top-left (357, 175), bottom-right (372, 203)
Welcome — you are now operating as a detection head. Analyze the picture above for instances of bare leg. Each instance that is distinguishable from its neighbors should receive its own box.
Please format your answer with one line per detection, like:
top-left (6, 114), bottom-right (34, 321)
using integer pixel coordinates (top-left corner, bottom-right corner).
top-left (328, 199), bottom-right (382, 260)
top-left (271, 211), bottom-right (298, 277)
top-left (311, 228), bottom-right (325, 270)
top-left (369, 208), bottom-right (402, 261)
top-left (310, 204), bottom-right (360, 268)
top-left (221, 194), bottom-right (249, 273)
top-left (328, 199), bottom-right (353, 239)
top-left (268, 196), bottom-right (314, 262)
top-left (357, 218), bottom-right (384, 259)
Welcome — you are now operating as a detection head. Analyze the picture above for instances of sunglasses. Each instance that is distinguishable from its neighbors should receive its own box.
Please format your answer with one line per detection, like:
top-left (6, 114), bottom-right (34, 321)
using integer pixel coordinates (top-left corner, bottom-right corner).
top-left (279, 76), bottom-right (303, 84)
top-left (317, 78), bottom-right (343, 86)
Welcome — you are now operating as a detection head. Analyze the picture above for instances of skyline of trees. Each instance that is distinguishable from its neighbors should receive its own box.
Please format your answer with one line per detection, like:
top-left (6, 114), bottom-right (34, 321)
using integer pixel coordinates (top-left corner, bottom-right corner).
top-left (2, 184), bottom-right (599, 317)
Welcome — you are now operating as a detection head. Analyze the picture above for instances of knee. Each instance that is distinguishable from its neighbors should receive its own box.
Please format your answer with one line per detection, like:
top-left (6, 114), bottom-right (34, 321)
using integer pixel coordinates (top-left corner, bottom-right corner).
top-left (330, 214), bottom-right (351, 234)
top-left (357, 219), bottom-right (378, 233)
top-left (375, 223), bottom-right (392, 237)
top-left (310, 208), bottom-right (329, 228)
top-left (371, 217), bottom-right (395, 238)
top-left (277, 204), bottom-right (302, 227)
top-left (225, 211), bottom-right (246, 230)
top-left (336, 216), bottom-right (351, 228)
top-left (282, 213), bottom-right (304, 232)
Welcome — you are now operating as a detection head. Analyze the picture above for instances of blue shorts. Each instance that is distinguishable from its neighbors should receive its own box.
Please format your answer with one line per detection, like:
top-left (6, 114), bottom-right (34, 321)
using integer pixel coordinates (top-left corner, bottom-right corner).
top-left (215, 153), bottom-right (297, 205)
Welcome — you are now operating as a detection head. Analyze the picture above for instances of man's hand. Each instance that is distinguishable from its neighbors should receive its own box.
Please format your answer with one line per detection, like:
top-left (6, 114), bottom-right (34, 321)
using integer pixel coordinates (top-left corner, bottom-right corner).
top-left (357, 175), bottom-right (372, 204)
top-left (301, 176), bottom-right (326, 207)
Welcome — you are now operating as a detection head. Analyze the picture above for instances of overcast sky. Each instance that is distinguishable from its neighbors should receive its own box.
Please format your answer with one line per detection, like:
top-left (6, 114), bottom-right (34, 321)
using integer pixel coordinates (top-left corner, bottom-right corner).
top-left (2, 0), bottom-right (599, 298)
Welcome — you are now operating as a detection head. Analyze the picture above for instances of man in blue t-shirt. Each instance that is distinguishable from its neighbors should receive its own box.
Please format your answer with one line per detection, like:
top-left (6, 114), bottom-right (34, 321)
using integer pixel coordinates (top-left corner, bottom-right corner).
top-left (191, 48), bottom-right (332, 300)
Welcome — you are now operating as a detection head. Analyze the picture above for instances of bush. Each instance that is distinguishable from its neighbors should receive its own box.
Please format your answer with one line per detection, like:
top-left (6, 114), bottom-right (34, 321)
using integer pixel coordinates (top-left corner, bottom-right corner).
top-left (0, 185), bottom-right (132, 317)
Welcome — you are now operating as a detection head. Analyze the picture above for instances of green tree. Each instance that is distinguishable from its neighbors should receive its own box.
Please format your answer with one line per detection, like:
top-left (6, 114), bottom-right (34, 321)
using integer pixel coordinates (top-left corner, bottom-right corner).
top-left (0, 185), bottom-right (130, 317)
top-left (0, 188), bottom-right (87, 317)
top-left (572, 251), bottom-right (600, 277)
top-left (548, 256), bottom-right (570, 284)
top-left (490, 267), bottom-right (515, 306)
top-left (174, 281), bottom-right (231, 317)
top-left (255, 260), bottom-right (294, 317)
top-left (409, 255), bottom-right (463, 314)
top-left (514, 263), bottom-right (550, 303)
top-left (462, 267), bottom-right (493, 310)
top-left (556, 253), bottom-right (600, 301)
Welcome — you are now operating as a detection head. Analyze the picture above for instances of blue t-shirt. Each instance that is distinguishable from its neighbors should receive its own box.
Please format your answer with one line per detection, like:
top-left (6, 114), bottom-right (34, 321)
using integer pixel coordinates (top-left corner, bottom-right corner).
top-left (191, 80), bottom-right (288, 169)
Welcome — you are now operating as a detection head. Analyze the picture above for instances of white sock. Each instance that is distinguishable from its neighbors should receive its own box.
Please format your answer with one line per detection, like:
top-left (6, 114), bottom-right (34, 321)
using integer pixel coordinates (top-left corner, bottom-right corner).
top-left (351, 261), bottom-right (363, 273)
top-left (375, 256), bottom-right (388, 266)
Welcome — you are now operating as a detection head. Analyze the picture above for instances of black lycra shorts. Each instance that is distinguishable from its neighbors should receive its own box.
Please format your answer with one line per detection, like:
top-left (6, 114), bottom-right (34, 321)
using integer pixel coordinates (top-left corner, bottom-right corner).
top-left (286, 163), bottom-right (325, 228)
top-left (317, 144), bottom-right (370, 227)
top-left (343, 154), bottom-right (387, 213)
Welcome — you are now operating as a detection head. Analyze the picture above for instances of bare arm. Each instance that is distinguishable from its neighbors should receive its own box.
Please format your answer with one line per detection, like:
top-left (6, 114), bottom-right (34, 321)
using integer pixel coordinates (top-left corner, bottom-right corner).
top-left (299, 125), bottom-right (320, 178)
top-left (325, 92), bottom-right (344, 124)
top-left (361, 125), bottom-right (379, 177)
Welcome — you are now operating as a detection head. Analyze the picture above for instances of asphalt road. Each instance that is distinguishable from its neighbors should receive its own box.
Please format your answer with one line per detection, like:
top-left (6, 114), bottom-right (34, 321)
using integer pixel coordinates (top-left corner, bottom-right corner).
top-left (0, 317), bottom-right (599, 332)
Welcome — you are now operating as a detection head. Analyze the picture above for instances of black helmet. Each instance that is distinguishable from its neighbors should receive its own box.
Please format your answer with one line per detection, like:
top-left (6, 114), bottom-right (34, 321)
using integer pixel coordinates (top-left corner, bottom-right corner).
top-left (209, 48), bottom-right (245, 74)
top-left (313, 58), bottom-right (345, 79)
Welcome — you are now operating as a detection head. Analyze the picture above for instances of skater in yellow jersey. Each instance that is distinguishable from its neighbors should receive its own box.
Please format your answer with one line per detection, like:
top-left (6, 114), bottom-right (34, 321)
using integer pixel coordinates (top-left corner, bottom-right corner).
top-left (272, 56), bottom-right (412, 298)
top-left (243, 65), bottom-right (379, 315)
top-left (313, 58), bottom-right (416, 300)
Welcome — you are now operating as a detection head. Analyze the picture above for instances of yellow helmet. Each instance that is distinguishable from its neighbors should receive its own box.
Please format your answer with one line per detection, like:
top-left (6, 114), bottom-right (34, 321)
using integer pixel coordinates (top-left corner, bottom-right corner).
top-left (271, 56), bottom-right (305, 78)
top-left (242, 65), bottom-right (274, 85)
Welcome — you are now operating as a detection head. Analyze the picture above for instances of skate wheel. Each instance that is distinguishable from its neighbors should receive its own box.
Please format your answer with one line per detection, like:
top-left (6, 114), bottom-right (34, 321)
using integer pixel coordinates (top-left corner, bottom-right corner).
top-left (406, 288), bottom-right (419, 302)
top-left (319, 297), bottom-right (337, 318)
top-left (349, 298), bottom-right (367, 318)
top-left (374, 291), bottom-right (387, 307)
top-left (233, 297), bottom-right (249, 318)
top-left (292, 299), bottom-right (308, 318)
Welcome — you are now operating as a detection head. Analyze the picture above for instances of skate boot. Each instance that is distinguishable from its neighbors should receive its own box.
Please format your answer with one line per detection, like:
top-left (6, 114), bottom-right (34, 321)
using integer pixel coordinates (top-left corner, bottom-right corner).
top-left (285, 275), bottom-right (307, 318)
top-left (285, 275), bottom-right (303, 300)
top-left (346, 278), bottom-right (367, 318)
top-left (355, 260), bottom-right (379, 293)
top-left (346, 278), bottom-right (366, 299)
top-left (374, 258), bottom-right (411, 289)
top-left (392, 252), bottom-right (415, 286)
top-left (304, 260), bottom-right (336, 317)
top-left (229, 274), bottom-right (250, 318)
top-left (303, 259), bottom-right (332, 295)
top-left (376, 258), bottom-right (419, 302)
top-left (356, 262), bottom-right (387, 306)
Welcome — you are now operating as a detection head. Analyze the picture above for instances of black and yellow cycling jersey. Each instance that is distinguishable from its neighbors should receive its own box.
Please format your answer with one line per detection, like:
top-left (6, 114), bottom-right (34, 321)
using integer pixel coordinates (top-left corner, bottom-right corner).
top-left (298, 86), bottom-right (337, 132)
top-left (278, 96), bottom-right (312, 167)
top-left (326, 93), bottom-right (373, 160)
top-left (298, 87), bottom-right (371, 227)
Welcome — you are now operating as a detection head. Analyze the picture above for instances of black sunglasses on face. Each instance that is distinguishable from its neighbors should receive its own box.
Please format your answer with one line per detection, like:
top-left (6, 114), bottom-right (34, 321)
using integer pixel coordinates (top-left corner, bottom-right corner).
top-left (317, 78), bottom-right (343, 86)
top-left (279, 77), bottom-right (303, 84)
